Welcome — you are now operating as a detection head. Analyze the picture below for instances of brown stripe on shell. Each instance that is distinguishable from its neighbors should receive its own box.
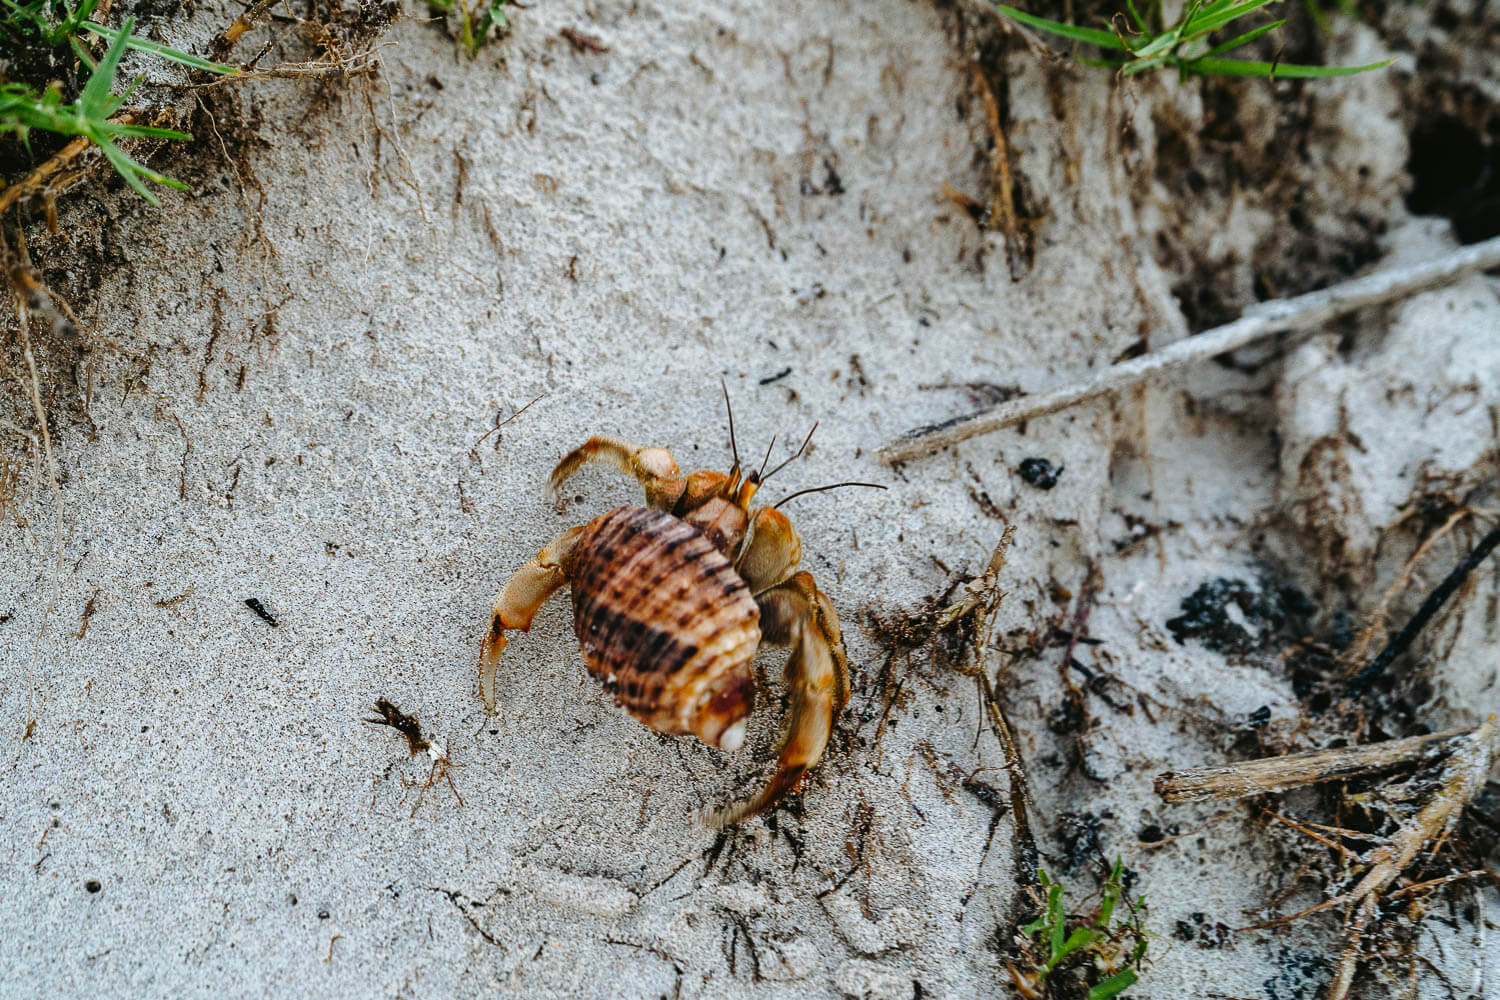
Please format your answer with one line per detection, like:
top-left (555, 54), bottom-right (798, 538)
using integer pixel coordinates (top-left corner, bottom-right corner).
top-left (569, 507), bottom-right (760, 737)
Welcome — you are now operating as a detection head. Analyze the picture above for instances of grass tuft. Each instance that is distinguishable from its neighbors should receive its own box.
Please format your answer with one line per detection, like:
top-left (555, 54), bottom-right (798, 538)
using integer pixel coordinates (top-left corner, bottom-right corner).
top-left (1, 1), bottom-right (236, 203)
top-left (993, 0), bottom-right (1392, 79)
top-left (1009, 858), bottom-right (1150, 999)
top-left (427, 0), bottom-right (510, 56)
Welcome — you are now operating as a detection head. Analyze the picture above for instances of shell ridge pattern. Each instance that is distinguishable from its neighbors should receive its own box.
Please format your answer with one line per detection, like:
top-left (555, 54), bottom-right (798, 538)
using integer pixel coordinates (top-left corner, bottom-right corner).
top-left (569, 508), bottom-right (760, 724)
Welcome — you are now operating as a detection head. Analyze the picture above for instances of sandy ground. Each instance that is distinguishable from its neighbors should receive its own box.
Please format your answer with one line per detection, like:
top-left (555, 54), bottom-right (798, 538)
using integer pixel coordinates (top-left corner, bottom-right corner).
top-left (2, 0), bottom-right (1497, 997)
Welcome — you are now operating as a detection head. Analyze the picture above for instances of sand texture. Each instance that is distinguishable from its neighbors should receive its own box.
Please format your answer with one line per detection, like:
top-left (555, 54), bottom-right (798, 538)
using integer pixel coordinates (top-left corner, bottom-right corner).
top-left (2, 0), bottom-right (1498, 996)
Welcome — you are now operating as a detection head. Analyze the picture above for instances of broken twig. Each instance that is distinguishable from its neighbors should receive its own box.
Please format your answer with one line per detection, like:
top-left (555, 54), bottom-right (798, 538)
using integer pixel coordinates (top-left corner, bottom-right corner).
top-left (879, 235), bottom-right (1500, 463)
top-left (938, 527), bottom-right (1041, 888)
top-left (1155, 727), bottom-right (1478, 803)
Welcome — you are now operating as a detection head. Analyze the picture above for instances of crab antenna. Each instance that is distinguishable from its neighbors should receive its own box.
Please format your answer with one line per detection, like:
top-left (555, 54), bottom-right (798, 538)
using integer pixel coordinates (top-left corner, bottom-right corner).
top-left (760, 421), bottom-right (819, 484)
top-left (720, 378), bottom-right (741, 470)
top-left (752, 435), bottom-right (778, 483)
top-left (773, 481), bottom-right (887, 508)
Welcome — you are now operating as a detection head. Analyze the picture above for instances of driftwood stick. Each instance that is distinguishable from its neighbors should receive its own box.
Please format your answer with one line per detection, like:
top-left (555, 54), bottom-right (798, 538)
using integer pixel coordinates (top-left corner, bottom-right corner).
top-left (879, 235), bottom-right (1500, 464)
top-left (1154, 726), bottom-right (1476, 803)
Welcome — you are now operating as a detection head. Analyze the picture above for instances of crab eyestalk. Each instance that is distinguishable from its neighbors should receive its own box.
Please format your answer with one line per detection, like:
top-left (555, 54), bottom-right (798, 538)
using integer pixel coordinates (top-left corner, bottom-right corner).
top-left (733, 474), bottom-right (760, 508)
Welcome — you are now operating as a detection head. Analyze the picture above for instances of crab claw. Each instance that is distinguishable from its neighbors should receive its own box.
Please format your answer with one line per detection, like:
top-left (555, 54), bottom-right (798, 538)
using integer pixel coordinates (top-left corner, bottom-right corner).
top-left (709, 572), bottom-right (848, 826)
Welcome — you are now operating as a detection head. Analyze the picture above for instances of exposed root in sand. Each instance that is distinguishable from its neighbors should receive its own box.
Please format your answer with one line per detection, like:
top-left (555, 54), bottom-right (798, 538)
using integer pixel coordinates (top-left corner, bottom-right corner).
top-left (881, 236), bottom-right (1500, 462)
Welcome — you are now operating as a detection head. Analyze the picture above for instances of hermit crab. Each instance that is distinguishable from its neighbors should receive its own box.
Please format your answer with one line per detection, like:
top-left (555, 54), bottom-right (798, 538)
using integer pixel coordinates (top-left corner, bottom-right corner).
top-left (479, 395), bottom-right (879, 823)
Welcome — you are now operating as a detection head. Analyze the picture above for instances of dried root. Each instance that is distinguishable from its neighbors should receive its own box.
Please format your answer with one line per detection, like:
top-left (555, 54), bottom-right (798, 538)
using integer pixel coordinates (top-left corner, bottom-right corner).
top-left (1, 229), bottom-right (69, 739)
top-left (1159, 720), bottom-right (1496, 997)
top-left (1321, 721), bottom-right (1494, 1000)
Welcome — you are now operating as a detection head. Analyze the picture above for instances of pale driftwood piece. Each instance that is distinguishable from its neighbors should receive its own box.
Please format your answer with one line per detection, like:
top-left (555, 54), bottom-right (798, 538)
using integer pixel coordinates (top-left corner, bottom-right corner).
top-left (1154, 726), bottom-right (1475, 803)
top-left (879, 235), bottom-right (1500, 463)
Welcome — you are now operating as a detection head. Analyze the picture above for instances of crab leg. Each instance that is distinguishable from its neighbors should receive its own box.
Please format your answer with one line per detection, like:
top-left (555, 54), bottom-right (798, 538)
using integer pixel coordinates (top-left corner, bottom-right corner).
top-left (479, 524), bottom-right (584, 712)
top-left (734, 506), bottom-right (803, 595)
top-left (713, 570), bottom-right (850, 825)
top-left (548, 435), bottom-right (686, 511)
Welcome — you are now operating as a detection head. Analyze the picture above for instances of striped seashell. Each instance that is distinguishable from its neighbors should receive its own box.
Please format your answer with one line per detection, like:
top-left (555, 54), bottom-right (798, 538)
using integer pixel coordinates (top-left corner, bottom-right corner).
top-left (568, 507), bottom-right (760, 749)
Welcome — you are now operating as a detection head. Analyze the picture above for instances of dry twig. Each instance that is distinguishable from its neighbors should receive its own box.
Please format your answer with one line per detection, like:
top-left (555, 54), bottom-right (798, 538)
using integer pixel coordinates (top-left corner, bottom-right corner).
top-left (879, 235), bottom-right (1500, 463)
top-left (1155, 727), bottom-right (1478, 804)
top-left (1187, 722), bottom-right (1496, 998)
top-left (936, 526), bottom-right (1041, 889)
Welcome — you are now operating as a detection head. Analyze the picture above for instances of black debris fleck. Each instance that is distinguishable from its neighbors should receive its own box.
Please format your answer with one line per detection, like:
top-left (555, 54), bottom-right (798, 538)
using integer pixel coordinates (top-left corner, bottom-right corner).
top-left (1165, 577), bottom-right (1314, 655)
top-left (759, 367), bottom-right (792, 385)
top-left (1018, 457), bottom-right (1063, 490)
top-left (1047, 697), bottom-right (1084, 734)
top-left (1057, 811), bottom-right (1104, 874)
top-left (245, 598), bottom-right (278, 627)
top-left (822, 159), bottom-right (844, 195)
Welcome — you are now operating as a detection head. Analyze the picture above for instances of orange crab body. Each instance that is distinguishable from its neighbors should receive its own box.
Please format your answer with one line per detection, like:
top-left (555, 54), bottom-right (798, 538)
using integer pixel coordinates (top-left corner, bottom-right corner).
top-left (478, 419), bottom-right (859, 824)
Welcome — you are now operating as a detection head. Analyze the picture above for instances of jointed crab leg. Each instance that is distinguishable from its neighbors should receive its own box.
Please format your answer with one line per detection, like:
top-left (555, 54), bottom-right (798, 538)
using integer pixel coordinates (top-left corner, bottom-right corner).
top-left (479, 524), bottom-right (584, 712)
top-left (735, 507), bottom-right (803, 594)
top-left (548, 436), bottom-right (686, 510)
top-left (713, 570), bottom-right (849, 825)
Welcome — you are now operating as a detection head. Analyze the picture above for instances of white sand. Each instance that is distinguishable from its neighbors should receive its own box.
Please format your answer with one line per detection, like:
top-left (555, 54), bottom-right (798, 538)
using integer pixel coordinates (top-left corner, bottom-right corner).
top-left (2, 1), bottom-right (1496, 997)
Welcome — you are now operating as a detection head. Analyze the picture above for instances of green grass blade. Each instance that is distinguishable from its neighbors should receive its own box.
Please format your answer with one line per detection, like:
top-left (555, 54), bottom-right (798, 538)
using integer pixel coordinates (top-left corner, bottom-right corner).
top-left (95, 129), bottom-right (189, 197)
top-left (80, 21), bottom-right (238, 75)
top-left (1089, 969), bottom-right (1140, 1000)
top-left (78, 15), bottom-right (132, 116)
top-left (992, 4), bottom-right (1127, 50)
top-left (1128, 28), bottom-right (1184, 58)
top-left (1187, 0), bottom-right (1271, 23)
top-left (1054, 926), bottom-right (1104, 963)
top-left (1184, 0), bottom-right (1275, 31)
top-left (95, 137), bottom-right (161, 204)
top-left (1183, 0), bottom-right (1279, 39)
top-left (458, 5), bottom-right (477, 55)
top-left (1048, 882), bottom-right (1065, 957)
top-left (1174, 0), bottom-right (1209, 28)
top-left (109, 122), bottom-right (194, 141)
top-left (1120, 53), bottom-right (1173, 75)
top-left (1098, 894), bottom-right (1118, 927)
top-left (1205, 19), bottom-right (1284, 56)
top-left (1190, 55), bottom-right (1393, 76)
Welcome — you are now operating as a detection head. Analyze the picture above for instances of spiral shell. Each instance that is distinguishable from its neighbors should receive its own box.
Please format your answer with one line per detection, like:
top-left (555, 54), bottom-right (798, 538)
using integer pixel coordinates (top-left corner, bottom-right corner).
top-left (568, 507), bottom-right (760, 747)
